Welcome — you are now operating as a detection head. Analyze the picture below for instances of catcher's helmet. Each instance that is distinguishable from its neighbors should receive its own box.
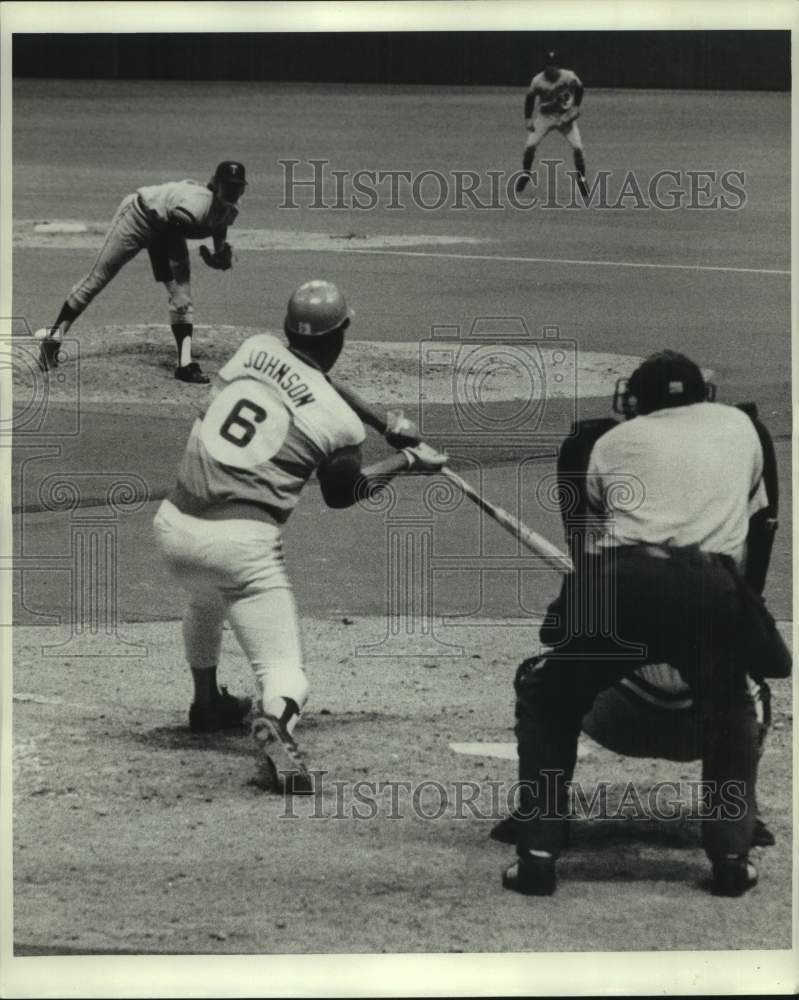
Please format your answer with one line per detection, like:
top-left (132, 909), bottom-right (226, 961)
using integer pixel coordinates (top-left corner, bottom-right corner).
top-left (213, 161), bottom-right (247, 188)
top-left (613, 350), bottom-right (715, 417)
top-left (284, 280), bottom-right (352, 338)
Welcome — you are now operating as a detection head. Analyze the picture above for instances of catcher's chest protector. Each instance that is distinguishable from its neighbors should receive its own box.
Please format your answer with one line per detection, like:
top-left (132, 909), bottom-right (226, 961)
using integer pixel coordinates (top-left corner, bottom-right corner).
top-left (555, 405), bottom-right (778, 594)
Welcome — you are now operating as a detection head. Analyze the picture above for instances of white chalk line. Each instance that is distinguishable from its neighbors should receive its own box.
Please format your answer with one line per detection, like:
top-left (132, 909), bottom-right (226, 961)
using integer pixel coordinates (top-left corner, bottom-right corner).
top-left (322, 246), bottom-right (790, 277)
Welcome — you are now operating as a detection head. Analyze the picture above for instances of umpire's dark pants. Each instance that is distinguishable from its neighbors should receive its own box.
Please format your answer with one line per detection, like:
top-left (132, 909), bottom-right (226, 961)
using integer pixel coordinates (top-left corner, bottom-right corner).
top-left (515, 545), bottom-right (785, 861)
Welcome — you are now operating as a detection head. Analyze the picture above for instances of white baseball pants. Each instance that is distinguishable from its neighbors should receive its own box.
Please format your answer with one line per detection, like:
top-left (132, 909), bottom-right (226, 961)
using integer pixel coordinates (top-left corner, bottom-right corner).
top-left (153, 499), bottom-right (309, 709)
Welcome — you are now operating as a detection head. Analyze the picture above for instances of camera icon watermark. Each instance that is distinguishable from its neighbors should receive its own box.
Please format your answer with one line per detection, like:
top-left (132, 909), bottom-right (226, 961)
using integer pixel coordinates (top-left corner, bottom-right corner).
top-left (418, 318), bottom-right (577, 444)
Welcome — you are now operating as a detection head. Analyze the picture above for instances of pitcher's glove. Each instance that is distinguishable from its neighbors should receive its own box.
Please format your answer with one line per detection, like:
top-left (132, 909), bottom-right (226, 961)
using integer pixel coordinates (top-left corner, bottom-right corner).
top-left (199, 242), bottom-right (233, 271)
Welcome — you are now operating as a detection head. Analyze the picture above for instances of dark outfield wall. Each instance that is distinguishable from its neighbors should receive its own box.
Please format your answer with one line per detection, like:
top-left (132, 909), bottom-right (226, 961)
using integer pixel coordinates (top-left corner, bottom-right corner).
top-left (12, 30), bottom-right (790, 90)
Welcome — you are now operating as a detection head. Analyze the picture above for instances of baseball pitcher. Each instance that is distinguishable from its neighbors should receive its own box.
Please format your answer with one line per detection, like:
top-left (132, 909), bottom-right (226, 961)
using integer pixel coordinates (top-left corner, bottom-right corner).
top-left (36, 161), bottom-right (247, 384)
top-left (153, 280), bottom-right (446, 793)
top-left (515, 50), bottom-right (589, 197)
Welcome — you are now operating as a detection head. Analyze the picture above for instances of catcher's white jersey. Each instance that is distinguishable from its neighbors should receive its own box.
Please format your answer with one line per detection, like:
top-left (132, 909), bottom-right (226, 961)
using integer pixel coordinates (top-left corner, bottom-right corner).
top-left (529, 68), bottom-right (582, 116)
top-left (137, 179), bottom-right (237, 238)
top-left (174, 333), bottom-right (365, 521)
top-left (587, 402), bottom-right (767, 565)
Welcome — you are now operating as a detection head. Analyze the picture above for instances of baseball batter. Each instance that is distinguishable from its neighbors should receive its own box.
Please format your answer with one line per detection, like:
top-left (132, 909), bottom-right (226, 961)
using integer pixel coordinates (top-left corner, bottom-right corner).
top-left (153, 280), bottom-right (446, 792)
top-left (35, 161), bottom-right (247, 384)
top-left (515, 51), bottom-right (589, 197)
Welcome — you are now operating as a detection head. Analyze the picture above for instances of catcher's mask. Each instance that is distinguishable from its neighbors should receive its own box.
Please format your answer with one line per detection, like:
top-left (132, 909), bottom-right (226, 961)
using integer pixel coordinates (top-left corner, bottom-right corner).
top-left (284, 280), bottom-right (352, 372)
top-left (210, 160), bottom-right (247, 204)
top-left (613, 350), bottom-right (716, 418)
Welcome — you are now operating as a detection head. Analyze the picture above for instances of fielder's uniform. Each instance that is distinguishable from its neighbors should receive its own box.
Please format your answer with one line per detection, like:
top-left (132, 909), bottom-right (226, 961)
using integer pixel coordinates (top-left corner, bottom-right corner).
top-left (153, 333), bottom-right (365, 712)
top-left (515, 401), bottom-right (788, 862)
top-left (525, 68), bottom-right (584, 152)
top-left (68, 179), bottom-right (238, 326)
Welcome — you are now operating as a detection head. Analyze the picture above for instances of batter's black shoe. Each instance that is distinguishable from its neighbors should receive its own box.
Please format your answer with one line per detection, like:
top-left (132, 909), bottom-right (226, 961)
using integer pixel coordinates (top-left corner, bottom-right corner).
top-left (189, 687), bottom-right (252, 733)
top-left (37, 335), bottom-right (61, 372)
top-left (710, 855), bottom-right (758, 897)
top-left (175, 362), bottom-right (210, 384)
top-left (752, 816), bottom-right (776, 848)
top-left (502, 851), bottom-right (557, 897)
top-left (252, 713), bottom-right (313, 795)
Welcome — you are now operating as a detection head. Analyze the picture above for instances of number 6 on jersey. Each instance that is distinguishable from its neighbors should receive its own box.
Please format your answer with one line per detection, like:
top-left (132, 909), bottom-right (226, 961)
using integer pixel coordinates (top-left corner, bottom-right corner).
top-left (200, 380), bottom-right (291, 469)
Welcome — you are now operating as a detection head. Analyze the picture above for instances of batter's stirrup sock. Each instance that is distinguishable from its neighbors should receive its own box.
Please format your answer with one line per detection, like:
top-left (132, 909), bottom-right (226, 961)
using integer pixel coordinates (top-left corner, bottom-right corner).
top-left (172, 322), bottom-right (194, 368)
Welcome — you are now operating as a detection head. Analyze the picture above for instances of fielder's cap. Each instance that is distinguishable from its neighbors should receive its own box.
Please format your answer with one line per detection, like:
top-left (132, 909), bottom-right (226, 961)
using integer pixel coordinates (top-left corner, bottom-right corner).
top-left (213, 161), bottom-right (247, 187)
top-left (285, 280), bottom-right (353, 337)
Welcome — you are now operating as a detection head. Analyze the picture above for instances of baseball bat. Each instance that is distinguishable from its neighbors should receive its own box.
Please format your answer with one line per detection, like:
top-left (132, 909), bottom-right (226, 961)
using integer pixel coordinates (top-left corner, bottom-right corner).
top-left (440, 466), bottom-right (574, 576)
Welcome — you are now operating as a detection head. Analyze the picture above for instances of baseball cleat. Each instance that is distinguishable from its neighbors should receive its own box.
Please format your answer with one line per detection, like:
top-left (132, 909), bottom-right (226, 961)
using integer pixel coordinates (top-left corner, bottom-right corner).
top-left (175, 361), bottom-right (210, 384)
top-left (502, 851), bottom-right (557, 896)
top-left (710, 855), bottom-right (758, 897)
top-left (252, 713), bottom-right (313, 795)
top-left (514, 172), bottom-right (532, 194)
top-left (34, 329), bottom-right (61, 372)
top-left (189, 686), bottom-right (252, 733)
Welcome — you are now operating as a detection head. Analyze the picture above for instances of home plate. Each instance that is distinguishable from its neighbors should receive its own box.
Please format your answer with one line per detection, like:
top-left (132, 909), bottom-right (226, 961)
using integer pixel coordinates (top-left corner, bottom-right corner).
top-left (450, 740), bottom-right (594, 761)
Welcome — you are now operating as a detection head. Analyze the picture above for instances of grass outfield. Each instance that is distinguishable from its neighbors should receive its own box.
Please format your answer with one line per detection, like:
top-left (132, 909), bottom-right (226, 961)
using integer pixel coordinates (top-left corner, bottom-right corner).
top-left (9, 79), bottom-right (793, 956)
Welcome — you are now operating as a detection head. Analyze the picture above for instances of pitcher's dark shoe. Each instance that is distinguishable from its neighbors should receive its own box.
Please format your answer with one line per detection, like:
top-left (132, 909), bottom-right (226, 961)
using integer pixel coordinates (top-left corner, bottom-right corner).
top-left (189, 687), bottom-right (252, 733)
top-left (175, 362), bottom-right (210, 384)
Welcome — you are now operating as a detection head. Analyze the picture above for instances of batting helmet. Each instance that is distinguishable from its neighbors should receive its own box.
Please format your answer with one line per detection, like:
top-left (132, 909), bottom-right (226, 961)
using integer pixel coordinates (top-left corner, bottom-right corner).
top-left (613, 350), bottom-right (715, 417)
top-left (284, 280), bottom-right (352, 338)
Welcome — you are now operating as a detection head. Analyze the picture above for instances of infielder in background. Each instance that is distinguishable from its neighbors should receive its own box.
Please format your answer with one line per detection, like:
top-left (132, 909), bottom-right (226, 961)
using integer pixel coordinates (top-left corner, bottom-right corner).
top-left (153, 280), bottom-right (446, 793)
top-left (502, 352), bottom-right (791, 898)
top-left (515, 50), bottom-right (589, 197)
top-left (36, 161), bottom-right (247, 384)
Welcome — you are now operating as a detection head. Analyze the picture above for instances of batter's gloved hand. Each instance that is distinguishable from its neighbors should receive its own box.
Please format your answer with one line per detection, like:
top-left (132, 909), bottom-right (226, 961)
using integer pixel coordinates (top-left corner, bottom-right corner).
top-left (199, 242), bottom-right (233, 271)
top-left (401, 442), bottom-right (448, 472)
top-left (384, 408), bottom-right (422, 448)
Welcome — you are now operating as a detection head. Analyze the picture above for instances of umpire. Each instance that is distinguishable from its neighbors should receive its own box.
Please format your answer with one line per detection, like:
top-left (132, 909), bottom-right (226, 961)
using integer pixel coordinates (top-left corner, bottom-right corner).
top-left (504, 351), bottom-right (791, 898)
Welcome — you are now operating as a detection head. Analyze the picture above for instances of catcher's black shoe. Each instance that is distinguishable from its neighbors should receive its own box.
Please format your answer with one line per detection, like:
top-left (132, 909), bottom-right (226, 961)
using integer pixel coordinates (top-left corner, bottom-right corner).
top-left (189, 687), bottom-right (252, 733)
top-left (252, 713), bottom-right (313, 795)
top-left (502, 851), bottom-right (557, 897)
top-left (37, 335), bottom-right (62, 372)
top-left (175, 361), bottom-right (210, 384)
top-left (710, 855), bottom-right (758, 897)
top-left (752, 816), bottom-right (776, 848)
top-left (514, 172), bottom-right (532, 194)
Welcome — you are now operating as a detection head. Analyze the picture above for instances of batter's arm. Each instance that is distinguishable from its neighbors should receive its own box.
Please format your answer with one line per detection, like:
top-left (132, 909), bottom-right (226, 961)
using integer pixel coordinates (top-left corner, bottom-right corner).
top-left (328, 377), bottom-right (422, 447)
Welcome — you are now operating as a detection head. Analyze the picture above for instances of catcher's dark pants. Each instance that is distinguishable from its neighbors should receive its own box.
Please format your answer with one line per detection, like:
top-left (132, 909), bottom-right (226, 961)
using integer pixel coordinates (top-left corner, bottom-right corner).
top-left (515, 545), bottom-right (789, 862)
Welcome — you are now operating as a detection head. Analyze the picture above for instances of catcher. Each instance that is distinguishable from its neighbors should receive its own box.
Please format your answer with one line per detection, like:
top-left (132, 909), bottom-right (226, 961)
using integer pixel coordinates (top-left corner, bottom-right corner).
top-left (35, 160), bottom-right (246, 384)
top-left (502, 352), bottom-right (791, 898)
top-left (515, 50), bottom-right (589, 197)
